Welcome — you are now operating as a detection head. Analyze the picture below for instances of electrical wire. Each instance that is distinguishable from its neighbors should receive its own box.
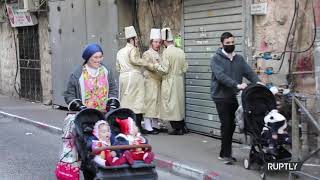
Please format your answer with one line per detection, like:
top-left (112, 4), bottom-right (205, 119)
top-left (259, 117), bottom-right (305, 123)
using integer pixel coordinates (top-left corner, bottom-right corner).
top-left (283, 0), bottom-right (316, 54)
top-left (277, 0), bottom-right (317, 73)
top-left (276, 0), bottom-right (298, 73)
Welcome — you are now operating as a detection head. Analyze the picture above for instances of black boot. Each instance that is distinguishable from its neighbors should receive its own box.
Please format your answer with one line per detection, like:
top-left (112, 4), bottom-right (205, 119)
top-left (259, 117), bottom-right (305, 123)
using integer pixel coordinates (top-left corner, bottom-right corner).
top-left (182, 126), bottom-right (189, 134)
top-left (136, 114), bottom-right (148, 135)
top-left (168, 129), bottom-right (183, 135)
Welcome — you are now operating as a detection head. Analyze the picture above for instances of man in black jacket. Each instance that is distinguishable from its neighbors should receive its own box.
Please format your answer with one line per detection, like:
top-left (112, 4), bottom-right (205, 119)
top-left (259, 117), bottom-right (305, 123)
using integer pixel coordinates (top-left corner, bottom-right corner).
top-left (211, 32), bottom-right (260, 165)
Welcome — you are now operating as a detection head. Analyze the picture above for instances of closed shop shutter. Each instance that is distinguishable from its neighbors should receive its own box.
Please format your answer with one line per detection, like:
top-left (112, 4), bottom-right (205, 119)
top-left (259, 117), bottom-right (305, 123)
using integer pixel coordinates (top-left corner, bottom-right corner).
top-left (183, 0), bottom-right (246, 140)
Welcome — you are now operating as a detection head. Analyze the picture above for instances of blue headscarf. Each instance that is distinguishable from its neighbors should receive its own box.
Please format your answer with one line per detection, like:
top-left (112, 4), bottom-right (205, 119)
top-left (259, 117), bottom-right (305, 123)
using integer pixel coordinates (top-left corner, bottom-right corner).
top-left (82, 43), bottom-right (103, 61)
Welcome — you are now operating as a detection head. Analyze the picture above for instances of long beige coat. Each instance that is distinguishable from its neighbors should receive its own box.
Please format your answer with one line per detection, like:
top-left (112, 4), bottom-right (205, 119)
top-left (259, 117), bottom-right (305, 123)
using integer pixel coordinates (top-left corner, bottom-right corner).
top-left (142, 48), bottom-right (162, 119)
top-left (116, 43), bottom-right (152, 114)
top-left (155, 45), bottom-right (188, 121)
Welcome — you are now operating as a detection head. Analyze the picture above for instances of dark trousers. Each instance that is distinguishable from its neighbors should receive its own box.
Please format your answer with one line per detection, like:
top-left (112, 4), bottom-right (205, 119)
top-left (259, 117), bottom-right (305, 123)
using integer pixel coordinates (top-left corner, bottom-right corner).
top-left (135, 113), bottom-right (144, 130)
top-left (215, 100), bottom-right (239, 158)
top-left (170, 120), bottom-right (185, 130)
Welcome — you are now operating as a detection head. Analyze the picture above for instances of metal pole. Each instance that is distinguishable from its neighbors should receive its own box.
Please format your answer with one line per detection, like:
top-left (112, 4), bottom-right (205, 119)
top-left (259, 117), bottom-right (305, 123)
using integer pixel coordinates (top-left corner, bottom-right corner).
top-left (294, 97), bottom-right (320, 133)
top-left (292, 96), bottom-right (300, 161)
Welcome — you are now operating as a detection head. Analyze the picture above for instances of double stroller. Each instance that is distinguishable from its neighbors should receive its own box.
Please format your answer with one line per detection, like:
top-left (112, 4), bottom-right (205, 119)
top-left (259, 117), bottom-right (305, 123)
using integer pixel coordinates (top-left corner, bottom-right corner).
top-left (240, 84), bottom-right (291, 179)
top-left (73, 106), bottom-right (158, 180)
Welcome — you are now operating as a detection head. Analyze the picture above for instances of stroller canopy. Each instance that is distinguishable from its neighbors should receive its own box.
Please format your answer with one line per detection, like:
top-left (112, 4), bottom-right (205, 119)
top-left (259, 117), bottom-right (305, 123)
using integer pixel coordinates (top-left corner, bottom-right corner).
top-left (74, 108), bottom-right (105, 139)
top-left (241, 84), bottom-right (277, 136)
top-left (104, 108), bottom-right (136, 135)
top-left (242, 84), bottom-right (277, 114)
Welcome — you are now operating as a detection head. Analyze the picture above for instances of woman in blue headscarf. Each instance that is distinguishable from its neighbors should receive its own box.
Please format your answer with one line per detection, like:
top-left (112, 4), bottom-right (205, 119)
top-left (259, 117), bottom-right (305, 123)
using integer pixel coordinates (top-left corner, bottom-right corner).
top-left (64, 43), bottom-right (118, 111)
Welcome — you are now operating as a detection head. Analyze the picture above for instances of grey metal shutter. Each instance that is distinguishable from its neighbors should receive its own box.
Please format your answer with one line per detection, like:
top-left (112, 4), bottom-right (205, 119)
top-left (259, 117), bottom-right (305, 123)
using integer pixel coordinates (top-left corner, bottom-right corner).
top-left (183, 0), bottom-right (245, 140)
top-left (49, 0), bottom-right (118, 107)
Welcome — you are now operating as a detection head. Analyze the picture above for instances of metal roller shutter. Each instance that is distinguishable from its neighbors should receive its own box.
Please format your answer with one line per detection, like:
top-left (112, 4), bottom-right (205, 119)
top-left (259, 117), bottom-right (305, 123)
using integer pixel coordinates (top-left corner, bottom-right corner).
top-left (183, 0), bottom-right (246, 140)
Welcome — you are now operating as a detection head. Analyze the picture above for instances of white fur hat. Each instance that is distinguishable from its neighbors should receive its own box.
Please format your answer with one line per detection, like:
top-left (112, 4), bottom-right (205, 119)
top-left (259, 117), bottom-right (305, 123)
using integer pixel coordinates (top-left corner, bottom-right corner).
top-left (264, 109), bottom-right (286, 124)
top-left (161, 28), bottom-right (173, 41)
top-left (150, 28), bottom-right (161, 40)
top-left (125, 26), bottom-right (137, 39)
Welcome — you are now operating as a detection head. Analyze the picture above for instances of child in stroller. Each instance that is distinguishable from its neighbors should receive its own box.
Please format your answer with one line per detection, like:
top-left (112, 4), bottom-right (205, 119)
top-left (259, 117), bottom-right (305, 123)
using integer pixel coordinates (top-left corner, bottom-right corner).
top-left (74, 106), bottom-right (158, 180)
top-left (241, 84), bottom-right (291, 179)
top-left (88, 120), bottom-right (134, 167)
top-left (262, 109), bottom-right (291, 155)
top-left (115, 117), bottom-right (155, 164)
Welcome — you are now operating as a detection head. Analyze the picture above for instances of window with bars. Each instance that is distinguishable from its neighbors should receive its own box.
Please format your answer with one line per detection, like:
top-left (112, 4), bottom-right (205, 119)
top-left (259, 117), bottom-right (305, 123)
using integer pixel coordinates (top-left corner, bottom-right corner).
top-left (18, 25), bottom-right (42, 102)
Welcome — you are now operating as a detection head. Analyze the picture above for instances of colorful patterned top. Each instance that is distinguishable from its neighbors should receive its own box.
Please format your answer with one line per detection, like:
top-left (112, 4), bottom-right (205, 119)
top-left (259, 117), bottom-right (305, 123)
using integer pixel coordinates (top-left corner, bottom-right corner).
top-left (82, 66), bottom-right (109, 111)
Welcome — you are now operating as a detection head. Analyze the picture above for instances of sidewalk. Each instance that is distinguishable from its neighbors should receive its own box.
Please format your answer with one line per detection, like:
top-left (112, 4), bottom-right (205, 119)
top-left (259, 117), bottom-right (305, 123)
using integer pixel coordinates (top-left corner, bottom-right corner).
top-left (0, 95), bottom-right (289, 180)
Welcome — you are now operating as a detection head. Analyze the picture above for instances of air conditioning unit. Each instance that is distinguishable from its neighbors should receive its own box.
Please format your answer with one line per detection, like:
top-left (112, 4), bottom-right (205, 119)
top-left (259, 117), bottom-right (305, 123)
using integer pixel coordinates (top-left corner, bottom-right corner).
top-left (18, 0), bottom-right (40, 12)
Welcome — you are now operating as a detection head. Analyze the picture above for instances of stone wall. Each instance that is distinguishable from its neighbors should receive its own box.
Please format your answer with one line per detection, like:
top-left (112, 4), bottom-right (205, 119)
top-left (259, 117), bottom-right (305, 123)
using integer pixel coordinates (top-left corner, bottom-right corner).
top-left (136, 0), bottom-right (182, 50)
top-left (0, 4), bottom-right (18, 97)
top-left (39, 13), bottom-right (52, 105)
top-left (0, 4), bottom-right (51, 103)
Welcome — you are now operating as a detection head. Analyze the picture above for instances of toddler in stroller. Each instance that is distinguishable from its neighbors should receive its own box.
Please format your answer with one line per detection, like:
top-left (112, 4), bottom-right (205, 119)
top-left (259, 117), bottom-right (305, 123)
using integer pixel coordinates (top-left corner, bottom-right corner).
top-left (115, 117), bottom-right (155, 164)
top-left (262, 109), bottom-right (291, 155)
top-left (241, 84), bottom-right (291, 179)
top-left (74, 107), bottom-right (157, 180)
top-left (88, 120), bottom-right (134, 167)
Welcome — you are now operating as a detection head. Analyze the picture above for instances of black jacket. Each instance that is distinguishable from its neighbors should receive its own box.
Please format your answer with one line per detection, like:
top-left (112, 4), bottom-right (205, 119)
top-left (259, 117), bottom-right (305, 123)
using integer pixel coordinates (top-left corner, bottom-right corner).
top-left (210, 48), bottom-right (260, 102)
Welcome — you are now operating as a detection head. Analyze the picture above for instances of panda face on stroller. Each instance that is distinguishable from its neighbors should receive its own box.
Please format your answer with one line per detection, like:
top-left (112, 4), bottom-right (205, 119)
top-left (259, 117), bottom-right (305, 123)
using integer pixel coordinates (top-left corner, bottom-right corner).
top-left (263, 109), bottom-right (288, 136)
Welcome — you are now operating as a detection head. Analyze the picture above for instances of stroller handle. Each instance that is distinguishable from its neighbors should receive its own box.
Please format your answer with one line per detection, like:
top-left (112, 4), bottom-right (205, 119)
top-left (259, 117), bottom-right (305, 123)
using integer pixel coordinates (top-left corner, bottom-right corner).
top-left (92, 144), bottom-right (152, 154)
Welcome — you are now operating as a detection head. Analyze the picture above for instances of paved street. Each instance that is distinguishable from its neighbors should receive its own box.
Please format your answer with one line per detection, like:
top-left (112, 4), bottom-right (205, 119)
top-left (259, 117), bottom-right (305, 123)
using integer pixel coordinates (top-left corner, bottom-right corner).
top-left (0, 117), bottom-right (188, 180)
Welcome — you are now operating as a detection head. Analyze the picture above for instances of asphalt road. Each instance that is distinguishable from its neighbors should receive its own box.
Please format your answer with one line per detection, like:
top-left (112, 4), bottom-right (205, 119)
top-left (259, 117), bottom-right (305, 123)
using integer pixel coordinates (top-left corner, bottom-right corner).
top-left (0, 117), bottom-right (188, 180)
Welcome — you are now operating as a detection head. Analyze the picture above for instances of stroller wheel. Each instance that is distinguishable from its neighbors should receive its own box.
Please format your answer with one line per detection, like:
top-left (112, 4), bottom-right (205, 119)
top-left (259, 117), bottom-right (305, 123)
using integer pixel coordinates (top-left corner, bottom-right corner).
top-left (244, 158), bottom-right (250, 169)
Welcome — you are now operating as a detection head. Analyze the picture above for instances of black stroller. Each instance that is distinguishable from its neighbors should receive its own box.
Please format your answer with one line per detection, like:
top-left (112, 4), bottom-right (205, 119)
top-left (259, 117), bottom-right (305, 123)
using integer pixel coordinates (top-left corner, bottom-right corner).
top-left (241, 84), bottom-right (291, 179)
top-left (73, 108), bottom-right (157, 180)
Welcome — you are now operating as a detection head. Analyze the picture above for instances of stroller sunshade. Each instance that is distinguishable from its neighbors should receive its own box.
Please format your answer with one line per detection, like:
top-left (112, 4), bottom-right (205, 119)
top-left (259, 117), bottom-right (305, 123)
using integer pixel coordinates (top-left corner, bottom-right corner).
top-left (74, 108), bottom-right (105, 139)
top-left (241, 84), bottom-right (277, 137)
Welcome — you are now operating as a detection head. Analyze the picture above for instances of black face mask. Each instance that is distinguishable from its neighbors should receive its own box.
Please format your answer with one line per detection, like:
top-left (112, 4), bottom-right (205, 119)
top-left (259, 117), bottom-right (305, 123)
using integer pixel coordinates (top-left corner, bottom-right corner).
top-left (223, 45), bottom-right (235, 53)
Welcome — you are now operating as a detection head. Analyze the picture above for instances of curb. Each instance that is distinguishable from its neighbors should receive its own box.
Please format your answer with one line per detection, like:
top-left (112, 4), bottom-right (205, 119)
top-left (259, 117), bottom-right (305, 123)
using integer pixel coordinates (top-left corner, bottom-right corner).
top-left (0, 111), bottom-right (63, 135)
top-left (0, 110), bottom-right (221, 180)
top-left (154, 156), bottom-right (220, 180)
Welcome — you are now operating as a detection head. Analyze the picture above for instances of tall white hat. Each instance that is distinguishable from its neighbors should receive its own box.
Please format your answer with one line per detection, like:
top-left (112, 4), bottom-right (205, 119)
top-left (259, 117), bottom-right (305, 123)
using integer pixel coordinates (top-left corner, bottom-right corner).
top-left (125, 26), bottom-right (137, 39)
top-left (150, 28), bottom-right (161, 40)
top-left (161, 28), bottom-right (173, 41)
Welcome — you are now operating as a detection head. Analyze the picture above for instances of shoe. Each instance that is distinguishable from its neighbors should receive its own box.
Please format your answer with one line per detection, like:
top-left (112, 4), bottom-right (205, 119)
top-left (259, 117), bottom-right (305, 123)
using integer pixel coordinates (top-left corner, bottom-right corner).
top-left (231, 157), bottom-right (237, 162)
top-left (156, 128), bottom-right (168, 133)
top-left (219, 157), bottom-right (234, 165)
top-left (139, 128), bottom-right (149, 135)
top-left (168, 129), bottom-right (183, 135)
top-left (143, 152), bottom-right (155, 164)
top-left (218, 156), bottom-right (236, 163)
top-left (146, 129), bottom-right (159, 135)
top-left (182, 126), bottom-right (189, 134)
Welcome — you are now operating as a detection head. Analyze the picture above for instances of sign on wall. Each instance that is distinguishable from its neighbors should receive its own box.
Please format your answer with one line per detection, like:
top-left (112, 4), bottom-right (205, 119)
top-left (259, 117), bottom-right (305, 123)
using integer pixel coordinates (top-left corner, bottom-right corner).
top-left (6, 3), bottom-right (38, 27)
top-left (251, 3), bottom-right (268, 15)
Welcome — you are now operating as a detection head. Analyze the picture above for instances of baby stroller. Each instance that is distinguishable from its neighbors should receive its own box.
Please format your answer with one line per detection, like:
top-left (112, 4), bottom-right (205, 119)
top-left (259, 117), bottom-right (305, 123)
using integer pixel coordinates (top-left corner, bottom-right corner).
top-left (241, 84), bottom-right (291, 179)
top-left (74, 107), bottom-right (158, 180)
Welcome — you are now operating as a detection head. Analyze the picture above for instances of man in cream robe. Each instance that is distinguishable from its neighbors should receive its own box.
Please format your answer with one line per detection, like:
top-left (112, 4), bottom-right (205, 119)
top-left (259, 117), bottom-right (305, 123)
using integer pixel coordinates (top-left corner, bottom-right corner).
top-left (153, 28), bottom-right (188, 135)
top-left (116, 26), bottom-right (154, 134)
top-left (142, 28), bottom-right (162, 134)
